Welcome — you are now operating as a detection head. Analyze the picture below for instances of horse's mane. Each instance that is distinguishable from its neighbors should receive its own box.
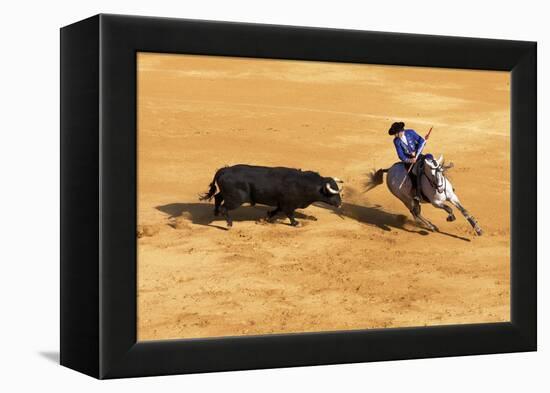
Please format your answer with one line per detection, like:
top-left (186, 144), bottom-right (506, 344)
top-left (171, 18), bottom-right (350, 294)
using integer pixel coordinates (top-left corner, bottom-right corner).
top-left (441, 159), bottom-right (454, 174)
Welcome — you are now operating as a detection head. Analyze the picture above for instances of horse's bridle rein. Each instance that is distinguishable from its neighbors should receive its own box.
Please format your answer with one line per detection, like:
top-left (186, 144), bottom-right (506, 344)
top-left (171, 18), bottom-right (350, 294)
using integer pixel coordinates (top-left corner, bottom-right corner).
top-left (423, 161), bottom-right (448, 198)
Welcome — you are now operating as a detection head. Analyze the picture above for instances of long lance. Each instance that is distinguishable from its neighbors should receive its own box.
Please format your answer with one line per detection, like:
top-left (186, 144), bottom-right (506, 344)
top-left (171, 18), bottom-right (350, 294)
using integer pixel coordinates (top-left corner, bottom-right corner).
top-left (398, 126), bottom-right (433, 189)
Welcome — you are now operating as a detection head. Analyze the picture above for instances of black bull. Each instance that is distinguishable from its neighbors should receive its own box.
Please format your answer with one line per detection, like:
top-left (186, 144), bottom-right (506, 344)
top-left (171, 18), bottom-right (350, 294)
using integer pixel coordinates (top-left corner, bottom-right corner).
top-left (199, 164), bottom-right (343, 227)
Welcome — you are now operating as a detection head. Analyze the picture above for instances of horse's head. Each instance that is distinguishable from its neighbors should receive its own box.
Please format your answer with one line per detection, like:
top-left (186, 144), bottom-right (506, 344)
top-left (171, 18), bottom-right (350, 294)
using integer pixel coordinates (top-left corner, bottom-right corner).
top-left (424, 154), bottom-right (445, 188)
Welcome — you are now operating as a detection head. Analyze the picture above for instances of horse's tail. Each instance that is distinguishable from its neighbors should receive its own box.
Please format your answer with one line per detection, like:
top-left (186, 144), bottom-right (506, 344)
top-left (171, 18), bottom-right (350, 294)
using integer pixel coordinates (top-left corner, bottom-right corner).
top-left (364, 168), bottom-right (389, 192)
top-left (199, 167), bottom-right (225, 201)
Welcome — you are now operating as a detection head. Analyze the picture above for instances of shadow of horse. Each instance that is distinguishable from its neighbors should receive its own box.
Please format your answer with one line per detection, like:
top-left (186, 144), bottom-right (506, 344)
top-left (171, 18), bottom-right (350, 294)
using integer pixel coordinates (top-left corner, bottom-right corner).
top-left (315, 202), bottom-right (470, 242)
top-left (315, 202), bottom-right (421, 232)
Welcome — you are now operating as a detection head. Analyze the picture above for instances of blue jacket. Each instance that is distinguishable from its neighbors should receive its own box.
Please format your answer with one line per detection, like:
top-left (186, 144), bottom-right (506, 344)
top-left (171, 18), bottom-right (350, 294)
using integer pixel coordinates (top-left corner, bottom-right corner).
top-left (393, 129), bottom-right (425, 163)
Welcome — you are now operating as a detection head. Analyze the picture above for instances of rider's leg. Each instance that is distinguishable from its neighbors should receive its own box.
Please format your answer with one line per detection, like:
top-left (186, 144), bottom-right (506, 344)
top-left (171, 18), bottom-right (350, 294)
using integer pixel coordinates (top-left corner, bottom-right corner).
top-left (413, 159), bottom-right (423, 202)
top-left (409, 170), bottom-right (417, 189)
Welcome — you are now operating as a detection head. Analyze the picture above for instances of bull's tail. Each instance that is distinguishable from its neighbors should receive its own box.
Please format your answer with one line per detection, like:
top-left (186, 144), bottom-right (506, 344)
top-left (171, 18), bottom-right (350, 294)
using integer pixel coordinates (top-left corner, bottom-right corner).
top-left (199, 168), bottom-right (225, 201)
top-left (364, 168), bottom-right (389, 192)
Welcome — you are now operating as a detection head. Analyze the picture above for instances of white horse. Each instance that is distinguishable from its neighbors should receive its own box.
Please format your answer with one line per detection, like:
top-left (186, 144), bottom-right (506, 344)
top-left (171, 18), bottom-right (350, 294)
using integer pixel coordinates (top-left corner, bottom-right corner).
top-left (365, 155), bottom-right (483, 235)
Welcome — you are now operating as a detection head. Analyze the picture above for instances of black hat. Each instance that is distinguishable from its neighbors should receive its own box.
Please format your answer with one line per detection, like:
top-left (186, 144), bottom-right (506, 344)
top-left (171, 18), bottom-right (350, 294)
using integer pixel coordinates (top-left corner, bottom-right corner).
top-left (388, 122), bottom-right (405, 135)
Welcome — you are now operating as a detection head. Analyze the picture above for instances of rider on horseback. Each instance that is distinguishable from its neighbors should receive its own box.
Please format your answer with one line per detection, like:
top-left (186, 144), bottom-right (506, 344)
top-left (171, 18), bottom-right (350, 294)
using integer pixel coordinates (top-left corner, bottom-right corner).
top-left (364, 122), bottom-right (482, 235)
top-left (388, 121), bottom-right (432, 202)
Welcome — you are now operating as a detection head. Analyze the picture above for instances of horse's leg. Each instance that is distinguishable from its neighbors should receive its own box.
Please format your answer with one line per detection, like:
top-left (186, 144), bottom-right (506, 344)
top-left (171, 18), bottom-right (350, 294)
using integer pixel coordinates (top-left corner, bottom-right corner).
top-left (449, 195), bottom-right (483, 235)
top-left (408, 199), bottom-right (438, 232)
top-left (390, 165), bottom-right (437, 232)
top-left (431, 200), bottom-right (456, 222)
top-left (395, 182), bottom-right (438, 231)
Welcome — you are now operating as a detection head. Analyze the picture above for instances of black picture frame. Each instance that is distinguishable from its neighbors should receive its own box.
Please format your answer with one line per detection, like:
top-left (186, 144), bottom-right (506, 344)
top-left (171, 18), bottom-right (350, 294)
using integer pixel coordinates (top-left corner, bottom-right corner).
top-left (60, 14), bottom-right (536, 379)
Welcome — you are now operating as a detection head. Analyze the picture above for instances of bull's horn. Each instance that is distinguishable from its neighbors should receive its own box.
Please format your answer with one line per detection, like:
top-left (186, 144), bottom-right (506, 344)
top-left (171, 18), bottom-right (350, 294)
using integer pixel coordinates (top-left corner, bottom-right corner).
top-left (332, 177), bottom-right (344, 183)
top-left (436, 154), bottom-right (443, 166)
top-left (325, 183), bottom-right (340, 194)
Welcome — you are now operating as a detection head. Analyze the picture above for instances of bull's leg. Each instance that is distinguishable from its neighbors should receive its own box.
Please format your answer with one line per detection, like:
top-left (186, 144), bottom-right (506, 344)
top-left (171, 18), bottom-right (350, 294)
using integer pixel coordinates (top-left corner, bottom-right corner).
top-left (449, 196), bottom-right (483, 235)
top-left (267, 206), bottom-right (281, 222)
top-left (285, 210), bottom-right (299, 227)
top-left (431, 201), bottom-right (456, 222)
top-left (213, 193), bottom-right (223, 216)
top-left (218, 204), bottom-right (233, 228)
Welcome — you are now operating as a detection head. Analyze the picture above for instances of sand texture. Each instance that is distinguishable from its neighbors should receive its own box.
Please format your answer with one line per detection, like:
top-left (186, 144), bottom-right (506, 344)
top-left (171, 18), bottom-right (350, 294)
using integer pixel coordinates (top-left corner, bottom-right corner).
top-left (137, 53), bottom-right (510, 341)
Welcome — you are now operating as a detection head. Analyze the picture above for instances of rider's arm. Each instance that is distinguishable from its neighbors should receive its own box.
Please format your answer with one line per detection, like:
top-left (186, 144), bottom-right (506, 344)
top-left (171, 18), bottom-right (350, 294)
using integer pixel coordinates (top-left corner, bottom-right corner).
top-left (409, 130), bottom-right (425, 156)
top-left (394, 138), bottom-right (415, 163)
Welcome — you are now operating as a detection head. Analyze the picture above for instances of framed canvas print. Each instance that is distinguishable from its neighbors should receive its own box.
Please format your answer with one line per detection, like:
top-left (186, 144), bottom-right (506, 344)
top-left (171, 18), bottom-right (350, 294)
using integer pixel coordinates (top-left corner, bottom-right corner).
top-left (60, 14), bottom-right (536, 379)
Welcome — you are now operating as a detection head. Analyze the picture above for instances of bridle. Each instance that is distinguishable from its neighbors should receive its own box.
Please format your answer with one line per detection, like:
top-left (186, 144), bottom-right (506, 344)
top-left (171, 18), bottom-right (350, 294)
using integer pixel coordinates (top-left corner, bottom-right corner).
top-left (423, 160), bottom-right (448, 198)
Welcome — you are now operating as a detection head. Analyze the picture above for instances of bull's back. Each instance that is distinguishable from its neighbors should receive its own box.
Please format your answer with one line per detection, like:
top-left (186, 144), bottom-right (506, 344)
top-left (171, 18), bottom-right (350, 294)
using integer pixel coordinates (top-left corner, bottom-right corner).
top-left (216, 165), bottom-right (316, 206)
top-left (218, 165), bottom-right (302, 183)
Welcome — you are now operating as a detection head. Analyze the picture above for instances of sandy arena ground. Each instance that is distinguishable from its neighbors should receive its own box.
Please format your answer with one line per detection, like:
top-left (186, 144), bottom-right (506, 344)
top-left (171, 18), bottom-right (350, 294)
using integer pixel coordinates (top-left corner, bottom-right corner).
top-left (137, 53), bottom-right (510, 341)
